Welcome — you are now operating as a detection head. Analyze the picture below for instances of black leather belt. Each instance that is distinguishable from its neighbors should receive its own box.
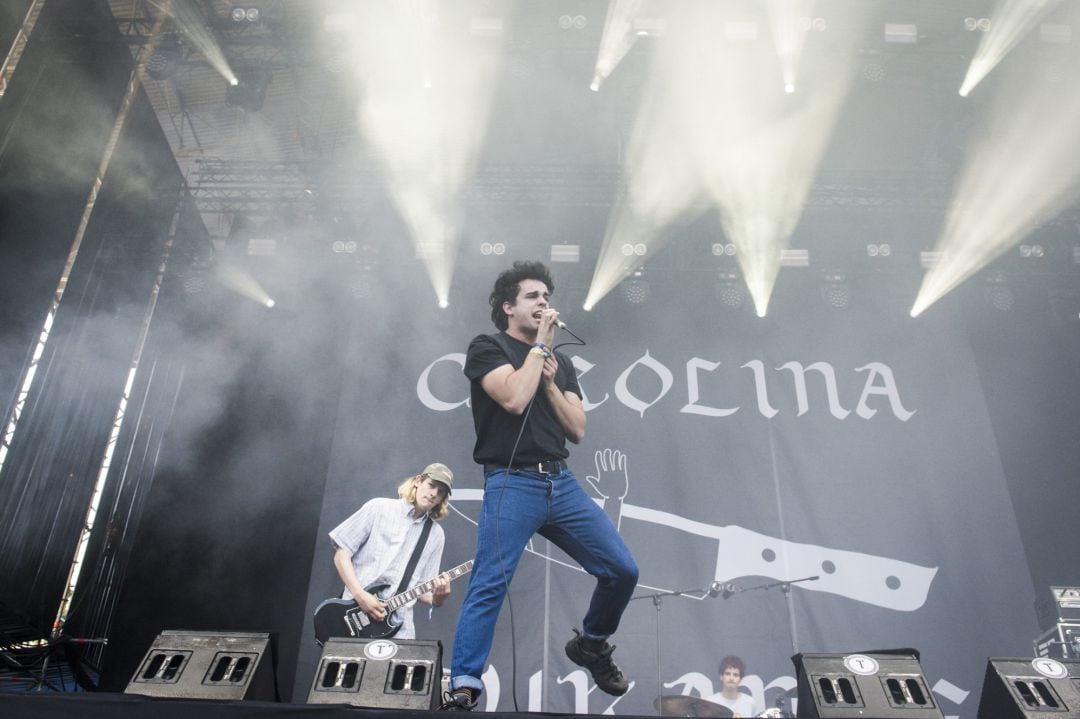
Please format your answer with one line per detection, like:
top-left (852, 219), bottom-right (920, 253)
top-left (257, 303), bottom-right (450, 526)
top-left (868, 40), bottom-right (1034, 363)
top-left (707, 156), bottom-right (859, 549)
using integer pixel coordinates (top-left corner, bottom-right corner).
top-left (484, 460), bottom-right (567, 475)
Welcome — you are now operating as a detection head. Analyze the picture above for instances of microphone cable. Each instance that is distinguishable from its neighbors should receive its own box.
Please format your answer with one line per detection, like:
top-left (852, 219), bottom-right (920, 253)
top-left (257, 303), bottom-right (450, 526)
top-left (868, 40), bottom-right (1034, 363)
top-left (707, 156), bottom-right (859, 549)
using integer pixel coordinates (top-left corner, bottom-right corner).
top-left (490, 325), bottom-right (586, 711)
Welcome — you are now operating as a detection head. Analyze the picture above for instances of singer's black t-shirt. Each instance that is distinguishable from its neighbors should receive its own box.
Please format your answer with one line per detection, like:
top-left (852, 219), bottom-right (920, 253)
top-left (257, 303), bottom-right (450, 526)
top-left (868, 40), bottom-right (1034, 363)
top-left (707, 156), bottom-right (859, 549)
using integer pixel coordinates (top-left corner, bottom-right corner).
top-left (464, 332), bottom-right (582, 466)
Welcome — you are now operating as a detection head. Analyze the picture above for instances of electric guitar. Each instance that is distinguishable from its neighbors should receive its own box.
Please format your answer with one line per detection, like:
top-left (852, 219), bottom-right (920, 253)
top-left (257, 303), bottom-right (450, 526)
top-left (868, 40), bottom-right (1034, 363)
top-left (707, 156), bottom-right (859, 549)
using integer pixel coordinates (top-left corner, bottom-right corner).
top-left (313, 560), bottom-right (473, 645)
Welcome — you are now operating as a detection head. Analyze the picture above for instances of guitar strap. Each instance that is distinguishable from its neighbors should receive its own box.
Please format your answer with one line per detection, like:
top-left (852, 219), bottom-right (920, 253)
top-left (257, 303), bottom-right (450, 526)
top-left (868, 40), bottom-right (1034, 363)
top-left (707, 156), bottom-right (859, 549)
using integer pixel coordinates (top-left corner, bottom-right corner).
top-left (393, 516), bottom-right (433, 595)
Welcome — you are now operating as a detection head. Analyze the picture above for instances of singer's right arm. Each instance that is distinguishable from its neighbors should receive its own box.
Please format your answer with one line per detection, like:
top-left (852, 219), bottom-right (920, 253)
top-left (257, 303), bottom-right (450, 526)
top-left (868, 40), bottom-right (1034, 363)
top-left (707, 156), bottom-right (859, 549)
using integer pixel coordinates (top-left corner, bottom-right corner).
top-left (479, 353), bottom-right (546, 415)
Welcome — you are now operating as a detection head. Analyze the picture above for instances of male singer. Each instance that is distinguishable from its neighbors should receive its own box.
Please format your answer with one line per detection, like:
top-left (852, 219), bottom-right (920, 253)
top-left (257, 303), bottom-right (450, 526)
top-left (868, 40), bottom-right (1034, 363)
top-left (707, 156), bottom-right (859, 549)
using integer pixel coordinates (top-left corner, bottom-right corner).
top-left (440, 260), bottom-right (639, 710)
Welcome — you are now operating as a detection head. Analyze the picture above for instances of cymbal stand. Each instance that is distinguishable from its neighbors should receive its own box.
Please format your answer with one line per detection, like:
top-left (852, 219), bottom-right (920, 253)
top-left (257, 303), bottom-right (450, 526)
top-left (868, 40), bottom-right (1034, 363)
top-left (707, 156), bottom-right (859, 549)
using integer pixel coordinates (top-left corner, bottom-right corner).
top-left (630, 585), bottom-right (712, 716)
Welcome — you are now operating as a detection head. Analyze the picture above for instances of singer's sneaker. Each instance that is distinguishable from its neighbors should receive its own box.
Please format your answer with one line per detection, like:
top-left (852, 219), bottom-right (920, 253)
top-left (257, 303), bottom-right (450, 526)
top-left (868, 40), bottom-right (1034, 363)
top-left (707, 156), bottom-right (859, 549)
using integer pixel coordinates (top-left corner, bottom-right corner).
top-left (565, 629), bottom-right (630, 696)
top-left (438, 688), bottom-right (478, 711)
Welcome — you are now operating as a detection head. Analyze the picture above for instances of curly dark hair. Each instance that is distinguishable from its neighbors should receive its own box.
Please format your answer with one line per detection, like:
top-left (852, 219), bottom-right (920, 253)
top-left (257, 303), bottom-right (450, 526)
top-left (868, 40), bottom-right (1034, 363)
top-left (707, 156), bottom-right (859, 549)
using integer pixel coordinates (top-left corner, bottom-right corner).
top-left (719, 655), bottom-right (746, 678)
top-left (489, 261), bottom-right (555, 330)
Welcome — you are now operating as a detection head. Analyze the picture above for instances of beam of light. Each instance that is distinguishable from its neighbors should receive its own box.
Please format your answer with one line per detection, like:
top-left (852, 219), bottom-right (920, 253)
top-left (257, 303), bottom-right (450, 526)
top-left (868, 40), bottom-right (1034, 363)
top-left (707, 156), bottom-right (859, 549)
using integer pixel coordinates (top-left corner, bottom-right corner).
top-left (0, 8), bottom-right (169, 480)
top-left (215, 261), bottom-right (275, 307)
top-left (0, 0), bottom-right (46, 101)
top-left (149, 0), bottom-right (238, 84)
top-left (584, 85), bottom-right (705, 310)
top-left (590, 0), bottom-right (644, 92)
top-left (959, 0), bottom-right (1064, 97)
top-left (586, 2), bottom-right (866, 315)
top-left (338, 1), bottom-right (501, 308)
top-left (912, 9), bottom-right (1080, 318)
top-left (47, 17), bottom-right (175, 635)
top-left (766, 0), bottom-right (814, 96)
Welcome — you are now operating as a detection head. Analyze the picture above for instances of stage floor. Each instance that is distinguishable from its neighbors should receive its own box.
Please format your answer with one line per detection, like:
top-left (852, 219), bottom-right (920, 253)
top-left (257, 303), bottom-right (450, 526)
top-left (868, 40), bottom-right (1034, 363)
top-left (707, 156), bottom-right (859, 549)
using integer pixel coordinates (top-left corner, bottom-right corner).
top-left (0, 692), bottom-right (657, 719)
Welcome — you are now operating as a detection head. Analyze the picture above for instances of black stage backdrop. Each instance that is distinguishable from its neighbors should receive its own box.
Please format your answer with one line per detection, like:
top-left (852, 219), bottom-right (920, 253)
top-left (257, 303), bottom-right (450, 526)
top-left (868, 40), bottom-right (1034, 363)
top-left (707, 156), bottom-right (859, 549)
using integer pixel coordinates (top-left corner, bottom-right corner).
top-left (294, 271), bottom-right (1049, 718)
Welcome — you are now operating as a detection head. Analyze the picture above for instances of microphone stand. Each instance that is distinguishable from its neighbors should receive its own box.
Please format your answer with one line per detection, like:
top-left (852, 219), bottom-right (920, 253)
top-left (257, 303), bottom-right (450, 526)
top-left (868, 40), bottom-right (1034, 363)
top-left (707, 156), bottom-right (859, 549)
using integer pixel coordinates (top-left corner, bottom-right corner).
top-left (721, 575), bottom-right (819, 717)
top-left (629, 584), bottom-right (714, 716)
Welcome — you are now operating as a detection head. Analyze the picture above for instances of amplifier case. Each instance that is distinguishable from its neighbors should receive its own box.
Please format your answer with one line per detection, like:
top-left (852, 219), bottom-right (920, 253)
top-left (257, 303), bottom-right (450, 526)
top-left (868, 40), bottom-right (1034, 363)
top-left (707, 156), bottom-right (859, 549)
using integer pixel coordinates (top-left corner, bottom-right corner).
top-left (124, 630), bottom-right (275, 701)
top-left (307, 637), bottom-right (441, 709)
top-left (1036, 587), bottom-right (1080, 630)
top-left (1033, 623), bottom-right (1080, 661)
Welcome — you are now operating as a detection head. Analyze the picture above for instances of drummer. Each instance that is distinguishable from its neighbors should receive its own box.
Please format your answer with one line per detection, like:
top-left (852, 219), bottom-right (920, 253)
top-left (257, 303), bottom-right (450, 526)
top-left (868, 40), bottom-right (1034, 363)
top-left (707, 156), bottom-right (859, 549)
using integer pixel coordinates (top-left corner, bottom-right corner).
top-left (705, 655), bottom-right (758, 717)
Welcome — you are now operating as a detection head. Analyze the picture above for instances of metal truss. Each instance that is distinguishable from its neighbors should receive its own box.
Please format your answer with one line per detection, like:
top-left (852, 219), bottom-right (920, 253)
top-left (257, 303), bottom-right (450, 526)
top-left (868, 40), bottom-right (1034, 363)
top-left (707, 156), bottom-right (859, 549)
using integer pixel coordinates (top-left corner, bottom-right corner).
top-left (188, 155), bottom-right (965, 216)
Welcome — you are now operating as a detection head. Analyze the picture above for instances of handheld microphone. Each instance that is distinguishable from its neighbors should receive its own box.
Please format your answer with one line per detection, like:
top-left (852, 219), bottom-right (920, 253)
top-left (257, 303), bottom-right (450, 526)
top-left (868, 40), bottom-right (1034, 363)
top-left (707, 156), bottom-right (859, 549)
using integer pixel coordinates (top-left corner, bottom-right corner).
top-left (555, 319), bottom-right (567, 329)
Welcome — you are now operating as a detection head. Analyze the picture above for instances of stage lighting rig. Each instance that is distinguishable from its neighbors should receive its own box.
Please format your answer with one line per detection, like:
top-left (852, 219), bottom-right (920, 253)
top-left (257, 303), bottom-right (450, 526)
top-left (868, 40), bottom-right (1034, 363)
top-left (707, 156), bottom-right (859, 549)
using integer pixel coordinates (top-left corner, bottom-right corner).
top-left (226, 66), bottom-right (272, 111)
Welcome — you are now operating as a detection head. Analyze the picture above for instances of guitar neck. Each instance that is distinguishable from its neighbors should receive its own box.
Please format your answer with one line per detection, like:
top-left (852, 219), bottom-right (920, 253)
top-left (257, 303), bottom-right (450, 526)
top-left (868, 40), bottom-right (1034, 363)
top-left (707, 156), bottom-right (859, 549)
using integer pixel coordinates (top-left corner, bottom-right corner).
top-left (385, 560), bottom-right (474, 611)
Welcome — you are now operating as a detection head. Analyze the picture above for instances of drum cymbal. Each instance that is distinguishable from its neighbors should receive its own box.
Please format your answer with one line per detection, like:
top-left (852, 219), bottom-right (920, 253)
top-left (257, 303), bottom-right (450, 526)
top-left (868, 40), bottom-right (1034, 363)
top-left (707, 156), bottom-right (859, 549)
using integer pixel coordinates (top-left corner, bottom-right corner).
top-left (654, 695), bottom-right (733, 717)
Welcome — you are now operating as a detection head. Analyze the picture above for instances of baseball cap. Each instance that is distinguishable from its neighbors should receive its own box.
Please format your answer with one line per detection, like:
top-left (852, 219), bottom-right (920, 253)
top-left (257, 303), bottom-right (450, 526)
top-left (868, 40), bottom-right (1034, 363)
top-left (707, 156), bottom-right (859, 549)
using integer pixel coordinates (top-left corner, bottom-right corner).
top-left (422, 462), bottom-right (453, 494)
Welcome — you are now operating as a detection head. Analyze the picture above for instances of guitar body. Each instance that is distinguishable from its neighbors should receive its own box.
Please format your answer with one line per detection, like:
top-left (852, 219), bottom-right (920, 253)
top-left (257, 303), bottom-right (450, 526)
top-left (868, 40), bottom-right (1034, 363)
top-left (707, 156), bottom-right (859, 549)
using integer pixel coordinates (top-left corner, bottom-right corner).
top-left (314, 583), bottom-right (401, 645)
top-left (314, 560), bottom-right (473, 646)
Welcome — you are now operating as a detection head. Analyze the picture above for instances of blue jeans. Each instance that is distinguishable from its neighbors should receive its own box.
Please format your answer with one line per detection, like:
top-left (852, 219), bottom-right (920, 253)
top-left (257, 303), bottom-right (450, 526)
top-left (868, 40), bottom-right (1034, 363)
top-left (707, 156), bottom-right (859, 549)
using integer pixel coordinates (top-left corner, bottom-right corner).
top-left (449, 467), bottom-right (639, 693)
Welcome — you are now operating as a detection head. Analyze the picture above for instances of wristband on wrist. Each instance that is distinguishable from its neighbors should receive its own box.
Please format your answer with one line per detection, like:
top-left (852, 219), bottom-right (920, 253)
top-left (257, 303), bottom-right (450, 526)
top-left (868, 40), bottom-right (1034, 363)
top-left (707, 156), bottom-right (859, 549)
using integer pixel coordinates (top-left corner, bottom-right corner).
top-left (531, 343), bottom-right (551, 358)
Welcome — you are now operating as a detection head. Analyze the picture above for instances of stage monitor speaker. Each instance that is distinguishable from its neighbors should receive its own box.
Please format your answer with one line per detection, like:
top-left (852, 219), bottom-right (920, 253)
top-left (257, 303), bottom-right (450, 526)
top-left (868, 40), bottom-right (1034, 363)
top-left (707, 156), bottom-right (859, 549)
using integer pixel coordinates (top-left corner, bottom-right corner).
top-left (307, 637), bottom-right (441, 709)
top-left (976, 657), bottom-right (1080, 718)
top-left (792, 650), bottom-right (944, 718)
top-left (124, 630), bottom-right (276, 701)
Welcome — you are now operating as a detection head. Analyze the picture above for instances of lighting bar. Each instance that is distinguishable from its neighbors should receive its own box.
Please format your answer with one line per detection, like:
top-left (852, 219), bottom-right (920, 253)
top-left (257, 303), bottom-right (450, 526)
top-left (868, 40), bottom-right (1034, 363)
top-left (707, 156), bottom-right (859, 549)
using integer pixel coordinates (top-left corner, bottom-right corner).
top-left (550, 244), bottom-right (581, 263)
top-left (724, 21), bottom-right (758, 42)
top-left (920, 250), bottom-right (946, 269)
top-left (778, 248), bottom-right (809, 267)
top-left (247, 238), bottom-right (276, 256)
top-left (470, 18), bottom-right (504, 37)
top-left (884, 23), bottom-right (918, 44)
top-left (1040, 23), bottom-right (1071, 44)
top-left (633, 17), bottom-right (666, 36)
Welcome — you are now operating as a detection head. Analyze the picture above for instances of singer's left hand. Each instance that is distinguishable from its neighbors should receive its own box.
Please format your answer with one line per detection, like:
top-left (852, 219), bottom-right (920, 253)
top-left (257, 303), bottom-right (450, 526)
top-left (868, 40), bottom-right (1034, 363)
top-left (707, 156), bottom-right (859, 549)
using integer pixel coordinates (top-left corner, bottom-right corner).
top-left (541, 355), bottom-right (558, 386)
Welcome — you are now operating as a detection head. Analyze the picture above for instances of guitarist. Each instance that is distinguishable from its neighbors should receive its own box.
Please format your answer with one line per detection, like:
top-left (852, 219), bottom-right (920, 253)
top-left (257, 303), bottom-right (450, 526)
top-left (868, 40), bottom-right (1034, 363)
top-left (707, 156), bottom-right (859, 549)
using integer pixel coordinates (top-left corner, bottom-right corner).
top-left (328, 463), bottom-right (454, 640)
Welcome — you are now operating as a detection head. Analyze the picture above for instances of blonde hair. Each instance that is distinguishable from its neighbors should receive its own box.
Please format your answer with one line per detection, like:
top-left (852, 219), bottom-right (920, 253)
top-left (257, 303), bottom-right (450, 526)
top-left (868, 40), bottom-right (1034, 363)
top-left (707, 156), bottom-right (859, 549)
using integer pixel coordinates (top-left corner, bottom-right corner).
top-left (398, 474), bottom-right (450, 520)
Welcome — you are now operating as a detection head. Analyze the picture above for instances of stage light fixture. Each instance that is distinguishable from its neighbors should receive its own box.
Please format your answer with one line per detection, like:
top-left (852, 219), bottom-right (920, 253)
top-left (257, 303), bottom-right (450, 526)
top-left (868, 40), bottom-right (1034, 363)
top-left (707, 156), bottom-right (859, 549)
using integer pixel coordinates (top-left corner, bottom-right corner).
top-left (884, 23), bottom-right (917, 44)
top-left (226, 67), bottom-right (272, 111)
top-left (231, 7), bottom-right (260, 23)
top-left (724, 21), bottom-right (758, 42)
top-left (779, 248), bottom-right (809, 267)
top-left (356, 244), bottom-right (379, 273)
top-left (715, 271), bottom-right (747, 309)
top-left (1040, 23), bottom-right (1072, 44)
top-left (470, 18), bottom-right (503, 38)
top-left (181, 269), bottom-right (207, 295)
top-left (984, 272), bottom-right (1014, 312)
top-left (146, 40), bottom-right (181, 81)
top-left (246, 238), bottom-right (276, 256)
top-left (862, 60), bottom-right (886, 82)
top-left (558, 14), bottom-right (587, 30)
top-left (550, 244), bottom-right (580, 263)
top-left (620, 270), bottom-right (650, 305)
top-left (867, 243), bottom-right (892, 258)
top-left (633, 17), bottom-right (666, 37)
top-left (821, 272), bottom-right (852, 310)
top-left (920, 250), bottom-right (946, 269)
top-left (711, 243), bottom-right (737, 257)
top-left (1018, 244), bottom-right (1045, 258)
